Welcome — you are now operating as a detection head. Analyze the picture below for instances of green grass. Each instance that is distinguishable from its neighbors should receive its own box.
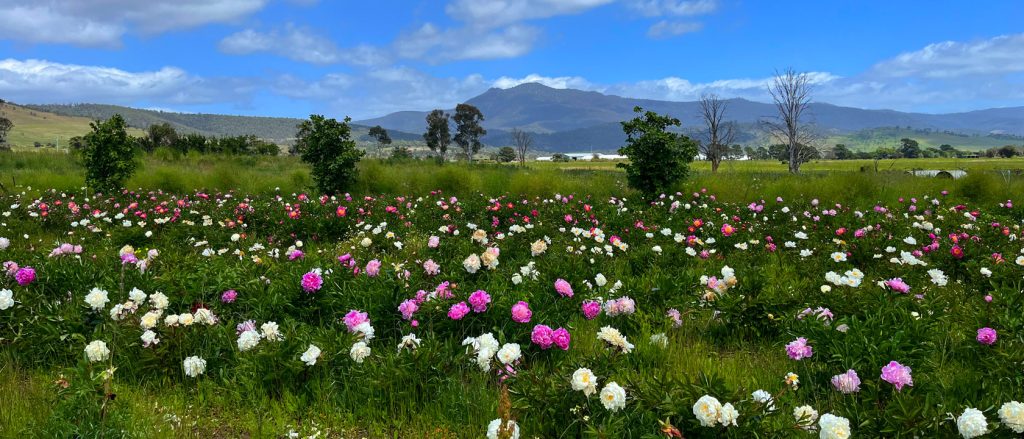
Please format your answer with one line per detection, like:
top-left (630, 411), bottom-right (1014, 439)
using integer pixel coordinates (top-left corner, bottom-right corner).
top-left (1, 103), bottom-right (146, 150)
top-left (826, 126), bottom-right (1018, 152)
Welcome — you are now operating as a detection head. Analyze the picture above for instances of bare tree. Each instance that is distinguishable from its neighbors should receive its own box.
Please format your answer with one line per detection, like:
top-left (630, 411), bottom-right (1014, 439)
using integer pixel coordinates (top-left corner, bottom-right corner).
top-left (764, 68), bottom-right (817, 173)
top-left (510, 128), bottom-right (532, 166)
top-left (697, 93), bottom-right (736, 173)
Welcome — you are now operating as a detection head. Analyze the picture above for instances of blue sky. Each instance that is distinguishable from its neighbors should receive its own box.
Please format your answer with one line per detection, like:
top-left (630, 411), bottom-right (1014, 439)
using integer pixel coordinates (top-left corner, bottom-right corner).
top-left (0, 0), bottom-right (1022, 120)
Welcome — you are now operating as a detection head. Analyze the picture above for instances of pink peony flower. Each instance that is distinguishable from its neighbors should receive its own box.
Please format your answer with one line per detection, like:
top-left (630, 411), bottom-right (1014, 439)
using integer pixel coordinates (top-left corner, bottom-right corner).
top-left (365, 259), bottom-right (381, 277)
top-left (884, 277), bottom-right (910, 294)
top-left (398, 299), bottom-right (418, 321)
top-left (721, 223), bottom-right (735, 236)
top-left (427, 236), bottom-right (440, 248)
top-left (511, 301), bottom-right (532, 323)
top-left (831, 369), bottom-right (861, 393)
top-left (448, 302), bottom-right (470, 320)
top-left (785, 337), bottom-right (814, 360)
top-left (667, 308), bottom-right (683, 328)
top-left (552, 327), bottom-right (571, 350)
top-left (221, 289), bottom-right (238, 303)
top-left (14, 267), bottom-right (36, 286)
top-left (343, 310), bottom-right (369, 331)
top-left (531, 324), bottom-right (554, 349)
top-left (581, 300), bottom-right (601, 320)
top-left (301, 271), bottom-right (323, 293)
top-left (468, 290), bottom-right (491, 313)
top-left (554, 278), bottom-right (573, 297)
top-left (423, 259), bottom-right (440, 276)
top-left (880, 361), bottom-right (913, 391)
top-left (977, 327), bottom-right (998, 345)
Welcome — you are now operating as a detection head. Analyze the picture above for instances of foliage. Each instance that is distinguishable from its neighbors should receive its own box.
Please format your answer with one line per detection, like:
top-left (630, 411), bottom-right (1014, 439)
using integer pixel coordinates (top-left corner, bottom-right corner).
top-left (295, 115), bottom-right (364, 195)
top-left (616, 106), bottom-right (698, 198)
top-left (80, 114), bottom-right (137, 193)
top-left (495, 146), bottom-right (517, 163)
top-left (368, 125), bottom-right (392, 158)
top-left (453, 103), bottom-right (487, 163)
top-left (423, 109), bottom-right (452, 161)
top-left (0, 115), bottom-right (13, 144)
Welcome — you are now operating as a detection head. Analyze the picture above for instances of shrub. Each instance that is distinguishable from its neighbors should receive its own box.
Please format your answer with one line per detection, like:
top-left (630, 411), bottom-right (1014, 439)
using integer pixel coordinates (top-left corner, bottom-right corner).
top-left (617, 106), bottom-right (698, 198)
top-left (81, 114), bottom-right (137, 193)
top-left (295, 115), bottom-right (364, 195)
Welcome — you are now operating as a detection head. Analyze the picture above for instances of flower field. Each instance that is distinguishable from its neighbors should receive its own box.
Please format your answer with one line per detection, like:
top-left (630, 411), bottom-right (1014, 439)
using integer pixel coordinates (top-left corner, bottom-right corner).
top-left (2, 186), bottom-right (1024, 438)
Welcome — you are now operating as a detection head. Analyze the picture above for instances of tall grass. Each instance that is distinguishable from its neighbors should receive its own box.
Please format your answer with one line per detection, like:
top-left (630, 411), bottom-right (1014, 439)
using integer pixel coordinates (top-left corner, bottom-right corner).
top-left (2, 151), bottom-right (1021, 205)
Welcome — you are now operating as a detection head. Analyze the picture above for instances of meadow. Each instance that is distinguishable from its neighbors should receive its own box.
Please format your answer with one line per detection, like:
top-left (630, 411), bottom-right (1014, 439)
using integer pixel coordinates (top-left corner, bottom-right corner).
top-left (1, 151), bottom-right (1024, 438)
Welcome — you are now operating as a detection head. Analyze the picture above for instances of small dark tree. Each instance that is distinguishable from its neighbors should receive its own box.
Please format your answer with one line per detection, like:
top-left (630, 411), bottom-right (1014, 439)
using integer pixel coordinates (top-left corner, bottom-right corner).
top-left (551, 153), bottom-right (570, 162)
top-left (141, 123), bottom-right (178, 152)
top-left (833, 143), bottom-right (853, 160)
top-left (81, 114), bottom-right (137, 192)
top-left (295, 115), bottom-right (364, 194)
top-left (898, 138), bottom-right (921, 158)
top-left (423, 109), bottom-right (451, 161)
top-left (389, 146), bottom-right (413, 160)
top-left (0, 115), bottom-right (13, 145)
top-left (511, 128), bottom-right (532, 166)
top-left (368, 125), bottom-right (392, 158)
top-left (998, 145), bottom-right (1018, 158)
top-left (453, 103), bottom-right (486, 163)
top-left (496, 146), bottom-right (517, 163)
top-left (617, 106), bottom-right (698, 199)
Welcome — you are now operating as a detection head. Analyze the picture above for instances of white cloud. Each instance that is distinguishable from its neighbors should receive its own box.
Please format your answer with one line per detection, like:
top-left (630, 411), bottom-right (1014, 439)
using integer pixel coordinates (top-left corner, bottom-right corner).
top-left (0, 58), bottom-right (253, 106)
top-left (628, 0), bottom-right (718, 17)
top-left (870, 33), bottom-right (1024, 79)
top-left (445, 0), bottom-right (614, 28)
top-left (610, 72), bottom-right (840, 102)
top-left (646, 20), bottom-right (703, 38)
top-left (394, 23), bottom-right (541, 61)
top-left (219, 25), bottom-right (388, 66)
top-left (0, 0), bottom-right (269, 47)
top-left (492, 74), bottom-right (594, 90)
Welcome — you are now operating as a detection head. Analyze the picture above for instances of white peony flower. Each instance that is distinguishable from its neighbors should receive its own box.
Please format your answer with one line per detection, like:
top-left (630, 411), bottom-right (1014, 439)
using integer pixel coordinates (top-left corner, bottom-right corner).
top-left (140, 330), bottom-right (159, 347)
top-left (718, 403), bottom-right (739, 427)
top-left (300, 344), bottom-right (321, 366)
top-left (693, 395), bottom-right (722, 427)
top-left (0, 289), bottom-right (14, 310)
top-left (261, 321), bottom-right (283, 341)
top-left (128, 288), bottom-right (147, 303)
top-left (183, 356), bottom-right (206, 377)
top-left (751, 389), bottom-right (775, 411)
top-left (957, 408), bottom-right (988, 438)
top-left (599, 382), bottom-right (626, 412)
top-left (149, 291), bottom-right (169, 310)
top-left (496, 343), bottom-right (521, 365)
top-left (818, 413), bottom-right (851, 439)
top-left (597, 326), bottom-right (634, 353)
top-left (486, 418), bottom-right (520, 439)
top-left (237, 330), bottom-right (261, 352)
top-left (397, 333), bottom-right (421, 352)
top-left (793, 405), bottom-right (819, 428)
top-left (84, 340), bottom-right (110, 362)
top-left (84, 288), bottom-right (110, 311)
top-left (999, 401), bottom-right (1024, 433)
top-left (571, 367), bottom-right (598, 396)
top-left (178, 313), bottom-right (194, 326)
top-left (140, 310), bottom-right (161, 329)
top-left (350, 341), bottom-right (371, 363)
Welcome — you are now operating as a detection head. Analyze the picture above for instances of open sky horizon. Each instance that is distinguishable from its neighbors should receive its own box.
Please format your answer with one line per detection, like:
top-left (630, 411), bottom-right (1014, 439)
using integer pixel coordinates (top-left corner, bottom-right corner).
top-left (1, 0), bottom-right (1022, 120)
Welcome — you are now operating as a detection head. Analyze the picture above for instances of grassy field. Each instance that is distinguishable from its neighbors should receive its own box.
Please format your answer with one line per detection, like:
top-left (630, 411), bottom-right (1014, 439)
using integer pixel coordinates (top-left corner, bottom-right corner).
top-left (0, 103), bottom-right (146, 149)
top-left (825, 126), bottom-right (1018, 152)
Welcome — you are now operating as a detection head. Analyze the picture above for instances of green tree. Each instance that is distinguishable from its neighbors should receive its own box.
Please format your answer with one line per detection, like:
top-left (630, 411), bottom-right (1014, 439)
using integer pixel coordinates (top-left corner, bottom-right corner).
top-left (389, 146), bottom-right (413, 160)
top-left (0, 115), bottom-right (13, 145)
top-left (939, 144), bottom-right (958, 157)
top-left (997, 145), bottom-right (1018, 158)
top-left (140, 123), bottom-right (178, 152)
top-left (453, 103), bottom-right (486, 163)
top-left (81, 114), bottom-right (137, 192)
top-left (551, 153), bottom-right (570, 162)
top-left (174, 133), bottom-right (208, 154)
top-left (898, 138), bottom-right (921, 158)
top-left (833, 143), bottom-right (853, 160)
top-left (496, 146), bottom-right (517, 163)
top-left (423, 109), bottom-right (451, 161)
top-left (616, 106), bottom-right (698, 198)
top-left (295, 115), bottom-right (364, 194)
top-left (368, 125), bottom-right (392, 158)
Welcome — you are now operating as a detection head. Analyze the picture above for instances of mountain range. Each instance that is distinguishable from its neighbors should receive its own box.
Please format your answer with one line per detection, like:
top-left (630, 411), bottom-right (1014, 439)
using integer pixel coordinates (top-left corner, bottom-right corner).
top-left (12, 83), bottom-right (1024, 153)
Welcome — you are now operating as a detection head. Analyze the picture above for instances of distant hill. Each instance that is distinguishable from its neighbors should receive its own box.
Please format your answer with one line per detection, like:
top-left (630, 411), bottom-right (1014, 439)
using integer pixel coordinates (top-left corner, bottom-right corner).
top-left (357, 83), bottom-right (1024, 152)
top-left (21, 103), bottom-right (423, 144)
top-left (0, 102), bottom-right (146, 148)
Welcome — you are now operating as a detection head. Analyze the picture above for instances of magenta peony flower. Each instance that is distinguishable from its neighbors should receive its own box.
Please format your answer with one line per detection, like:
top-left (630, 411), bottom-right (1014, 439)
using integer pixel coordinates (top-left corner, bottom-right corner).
top-left (221, 289), bottom-right (238, 303)
top-left (468, 290), bottom-right (491, 313)
top-left (531, 324), bottom-right (554, 349)
top-left (880, 361), bottom-right (913, 391)
top-left (343, 310), bottom-right (369, 331)
top-left (14, 267), bottom-right (36, 286)
top-left (448, 301), bottom-right (470, 320)
top-left (831, 369), bottom-right (861, 393)
top-left (977, 327), bottom-right (998, 345)
top-left (365, 259), bottom-right (381, 277)
top-left (511, 301), bottom-right (532, 323)
top-left (785, 337), bottom-right (814, 360)
top-left (554, 278), bottom-right (574, 297)
top-left (301, 270), bottom-right (323, 293)
top-left (552, 327), bottom-right (571, 350)
top-left (581, 300), bottom-right (601, 320)
top-left (398, 299), bottom-right (418, 321)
